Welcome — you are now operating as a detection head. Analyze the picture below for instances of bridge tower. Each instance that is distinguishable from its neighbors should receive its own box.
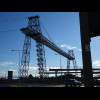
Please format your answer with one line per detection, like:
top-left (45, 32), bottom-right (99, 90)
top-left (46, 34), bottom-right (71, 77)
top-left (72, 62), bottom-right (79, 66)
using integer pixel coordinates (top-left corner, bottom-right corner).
top-left (20, 16), bottom-right (46, 79)
top-left (67, 50), bottom-right (78, 70)
top-left (20, 35), bottom-right (31, 79)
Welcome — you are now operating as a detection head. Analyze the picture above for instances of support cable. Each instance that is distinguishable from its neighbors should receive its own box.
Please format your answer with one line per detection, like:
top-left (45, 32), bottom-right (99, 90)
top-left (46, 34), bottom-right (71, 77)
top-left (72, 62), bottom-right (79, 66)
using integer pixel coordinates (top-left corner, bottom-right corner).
top-left (40, 20), bottom-right (55, 44)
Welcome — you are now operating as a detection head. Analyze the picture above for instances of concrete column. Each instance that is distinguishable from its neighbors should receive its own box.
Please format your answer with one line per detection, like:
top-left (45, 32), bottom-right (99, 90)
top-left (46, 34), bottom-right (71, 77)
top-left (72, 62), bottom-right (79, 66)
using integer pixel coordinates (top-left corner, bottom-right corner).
top-left (79, 12), bottom-right (93, 87)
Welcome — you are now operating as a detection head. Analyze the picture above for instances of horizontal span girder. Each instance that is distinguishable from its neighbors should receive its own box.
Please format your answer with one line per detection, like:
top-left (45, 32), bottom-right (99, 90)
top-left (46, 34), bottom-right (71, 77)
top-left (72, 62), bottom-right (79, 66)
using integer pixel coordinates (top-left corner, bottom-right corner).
top-left (20, 27), bottom-right (74, 60)
top-left (49, 69), bottom-right (83, 71)
top-left (44, 72), bottom-right (81, 74)
top-left (49, 68), bottom-right (100, 71)
top-left (44, 72), bottom-right (100, 74)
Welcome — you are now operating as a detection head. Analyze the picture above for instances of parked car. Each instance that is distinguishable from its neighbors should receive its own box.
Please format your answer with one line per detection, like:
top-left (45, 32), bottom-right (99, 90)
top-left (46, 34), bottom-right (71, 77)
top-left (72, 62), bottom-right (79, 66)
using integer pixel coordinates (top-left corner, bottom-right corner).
top-left (94, 79), bottom-right (100, 86)
top-left (64, 79), bottom-right (82, 87)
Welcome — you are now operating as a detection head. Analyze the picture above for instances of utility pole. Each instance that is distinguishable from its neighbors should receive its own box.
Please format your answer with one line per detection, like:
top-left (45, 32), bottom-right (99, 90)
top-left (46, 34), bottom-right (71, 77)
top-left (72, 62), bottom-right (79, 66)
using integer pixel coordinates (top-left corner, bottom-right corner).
top-left (79, 12), bottom-right (94, 87)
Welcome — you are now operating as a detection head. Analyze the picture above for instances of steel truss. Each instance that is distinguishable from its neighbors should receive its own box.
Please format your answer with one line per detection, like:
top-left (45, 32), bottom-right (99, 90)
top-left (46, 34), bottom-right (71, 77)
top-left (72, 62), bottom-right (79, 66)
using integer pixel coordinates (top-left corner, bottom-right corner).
top-left (36, 42), bottom-right (46, 78)
top-left (67, 50), bottom-right (78, 70)
top-left (20, 35), bottom-right (31, 78)
top-left (21, 17), bottom-right (74, 60)
top-left (20, 16), bottom-right (46, 78)
top-left (20, 15), bottom-right (74, 78)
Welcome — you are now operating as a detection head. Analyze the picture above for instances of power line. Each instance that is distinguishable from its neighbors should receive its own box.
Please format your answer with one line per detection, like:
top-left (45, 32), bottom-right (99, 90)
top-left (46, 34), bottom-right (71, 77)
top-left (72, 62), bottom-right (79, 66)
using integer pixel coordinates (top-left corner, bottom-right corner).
top-left (0, 17), bottom-right (28, 23)
top-left (0, 16), bottom-right (29, 33)
top-left (0, 29), bottom-right (20, 33)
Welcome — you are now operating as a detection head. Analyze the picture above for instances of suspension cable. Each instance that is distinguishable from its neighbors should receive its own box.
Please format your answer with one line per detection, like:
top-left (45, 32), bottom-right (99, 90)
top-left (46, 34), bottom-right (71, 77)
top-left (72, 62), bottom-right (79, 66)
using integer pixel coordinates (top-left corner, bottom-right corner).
top-left (40, 20), bottom-right (55, 44)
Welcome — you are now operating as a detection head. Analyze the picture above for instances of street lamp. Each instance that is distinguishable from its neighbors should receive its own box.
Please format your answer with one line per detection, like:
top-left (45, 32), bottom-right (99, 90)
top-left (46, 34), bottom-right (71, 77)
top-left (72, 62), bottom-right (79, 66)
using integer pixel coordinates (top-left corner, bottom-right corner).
top-left (11, 49), bottom-right (23, 87)
top-left (55, 53), bottom-right (62, 80)
top-left (11, 50), bottom-right (23, 79)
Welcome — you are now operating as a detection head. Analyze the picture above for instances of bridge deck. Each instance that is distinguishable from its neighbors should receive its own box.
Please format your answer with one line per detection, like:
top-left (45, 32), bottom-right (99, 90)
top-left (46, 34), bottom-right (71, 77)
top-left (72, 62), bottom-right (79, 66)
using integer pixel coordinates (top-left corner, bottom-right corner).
top-left (20, 27), bottom-right (74, 60)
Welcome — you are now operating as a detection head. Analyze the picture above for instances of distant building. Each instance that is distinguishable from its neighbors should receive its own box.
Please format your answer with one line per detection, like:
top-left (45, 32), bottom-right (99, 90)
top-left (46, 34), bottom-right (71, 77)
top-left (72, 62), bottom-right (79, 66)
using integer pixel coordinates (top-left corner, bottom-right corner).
top-left (8, 71), bottom-right (13, 80)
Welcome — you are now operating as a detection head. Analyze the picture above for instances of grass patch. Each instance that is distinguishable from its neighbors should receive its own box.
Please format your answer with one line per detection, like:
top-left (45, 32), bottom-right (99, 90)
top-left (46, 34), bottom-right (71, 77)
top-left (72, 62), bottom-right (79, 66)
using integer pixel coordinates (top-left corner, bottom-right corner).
top-left (8, 85), bottom-right (23, 87)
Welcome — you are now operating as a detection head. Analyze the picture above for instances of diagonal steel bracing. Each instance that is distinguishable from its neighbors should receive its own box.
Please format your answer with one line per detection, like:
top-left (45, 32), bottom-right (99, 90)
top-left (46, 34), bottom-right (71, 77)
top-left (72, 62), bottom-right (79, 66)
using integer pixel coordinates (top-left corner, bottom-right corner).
top-left (20, 35), bottom-right (31, 78)
top-left (20, 16), bottom-right (46, 78)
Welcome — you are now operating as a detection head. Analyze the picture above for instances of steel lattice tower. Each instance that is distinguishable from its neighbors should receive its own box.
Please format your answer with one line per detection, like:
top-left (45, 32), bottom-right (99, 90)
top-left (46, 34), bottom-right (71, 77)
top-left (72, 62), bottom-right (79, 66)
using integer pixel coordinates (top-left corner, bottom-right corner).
top-left (36, 42), bottom-right (46, 78)
top-left (20, 35), bottom-right (31, 78)
top-left (20, 16), bottom-right (46, 78)
top-left (28, 16), bottom-right (46, 78)
top-left (67, 50), bottom-right (78, 70)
